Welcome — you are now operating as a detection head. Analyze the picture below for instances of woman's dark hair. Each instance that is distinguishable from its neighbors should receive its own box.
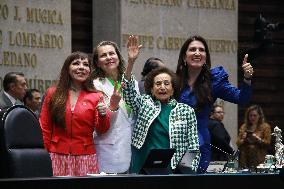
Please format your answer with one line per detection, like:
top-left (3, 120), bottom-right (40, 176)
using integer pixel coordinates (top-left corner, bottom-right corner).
top-left (176, 35), bottom-right (213, 112)
top-left (48, 51), bottom-right (93, 128)
top-left (141, 57), bottom-right (164, 78)
top-left (144, 67), bottom-right (180, 100)
top-left (92, 41), bottom-right (125, 81)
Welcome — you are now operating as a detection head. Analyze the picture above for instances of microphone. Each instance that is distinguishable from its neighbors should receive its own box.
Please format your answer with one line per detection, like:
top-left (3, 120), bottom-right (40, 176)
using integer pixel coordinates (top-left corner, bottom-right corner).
top-left (206, 143), bottom-right (238, 172)
top-left (228, 150), bottom-right (239, 163)
top-left (222, 150), bottom-right (239, 172)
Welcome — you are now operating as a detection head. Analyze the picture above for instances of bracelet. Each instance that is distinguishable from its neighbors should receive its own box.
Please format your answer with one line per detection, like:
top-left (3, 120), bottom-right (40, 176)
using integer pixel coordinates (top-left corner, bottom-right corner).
top-left (109, 107), bottom-right (119, 112)
top-left (108, 102), bottom-right (119, 112)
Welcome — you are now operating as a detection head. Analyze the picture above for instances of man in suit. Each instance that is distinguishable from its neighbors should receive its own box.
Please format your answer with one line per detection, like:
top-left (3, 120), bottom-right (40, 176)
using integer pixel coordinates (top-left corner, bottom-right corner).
top-left (23, 88), bottom-right (41, 118)
top-left (208, 104), bottom-right (234, 161)
top-left (0, 72), bottom-right (27, 115)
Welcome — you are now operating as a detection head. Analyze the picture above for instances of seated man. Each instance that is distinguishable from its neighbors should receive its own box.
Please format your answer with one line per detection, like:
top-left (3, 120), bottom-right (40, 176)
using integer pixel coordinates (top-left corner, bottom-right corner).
top-left (0, 72), bottom-right (27, 117)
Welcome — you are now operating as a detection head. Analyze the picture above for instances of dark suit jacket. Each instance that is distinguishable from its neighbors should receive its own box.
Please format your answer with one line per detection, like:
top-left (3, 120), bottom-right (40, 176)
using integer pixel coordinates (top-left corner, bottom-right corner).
top-left (0, 90), bottom-right (13, 117)
top-left (208, 118), bottom-right (234, 161)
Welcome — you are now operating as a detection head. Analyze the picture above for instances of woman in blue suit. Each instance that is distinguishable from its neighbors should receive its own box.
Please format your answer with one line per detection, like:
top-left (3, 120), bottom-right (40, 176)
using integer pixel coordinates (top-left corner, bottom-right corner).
top-left (176, 35), bottom-right (253, 173)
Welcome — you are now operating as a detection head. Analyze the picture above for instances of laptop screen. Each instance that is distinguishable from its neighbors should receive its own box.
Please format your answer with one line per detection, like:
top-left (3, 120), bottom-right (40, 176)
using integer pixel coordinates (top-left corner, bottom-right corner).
top-left (178, 150), bottom-right (199, 168)
top-left (139, 148), bottom-right (176, 174)
top-left (175, 150), bottom-right (199, 174)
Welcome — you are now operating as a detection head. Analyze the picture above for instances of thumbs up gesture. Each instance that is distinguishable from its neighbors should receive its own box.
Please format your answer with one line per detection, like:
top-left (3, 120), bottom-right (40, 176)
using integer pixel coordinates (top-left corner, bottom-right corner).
top-left (96, 96), bottom-right (107, 116)
top-left (242, 54), bottom-right (254, 80)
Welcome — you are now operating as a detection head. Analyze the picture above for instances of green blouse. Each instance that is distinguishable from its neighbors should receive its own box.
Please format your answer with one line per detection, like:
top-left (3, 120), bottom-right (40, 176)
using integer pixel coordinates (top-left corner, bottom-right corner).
top-left (130, 103), bottom-right (173, 173)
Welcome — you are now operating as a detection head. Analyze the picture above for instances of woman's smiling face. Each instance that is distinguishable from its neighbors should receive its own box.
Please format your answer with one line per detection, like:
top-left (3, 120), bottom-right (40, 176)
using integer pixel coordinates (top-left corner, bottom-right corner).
top-left (151, 73), bottom-right (174, 103)
top-left (69, 57), bottom-right (90, 84)
top-left (184, 40), bottom-right (207, 69)
top-left (97, 45), bottom-right (120, 75)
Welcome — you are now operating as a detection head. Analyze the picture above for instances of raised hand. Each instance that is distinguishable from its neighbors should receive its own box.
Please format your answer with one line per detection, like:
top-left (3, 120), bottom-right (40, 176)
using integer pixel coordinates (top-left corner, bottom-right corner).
top-left (109, 81), bottom-right (123, 111)
top-left (96, 96), bottom-right (107, 116)
top-left (242, 54), bottom-right (254, 79)
top-left (125, 35), bottom-right (142, 81)
top-left (127, 35), bottom-right (142, 63)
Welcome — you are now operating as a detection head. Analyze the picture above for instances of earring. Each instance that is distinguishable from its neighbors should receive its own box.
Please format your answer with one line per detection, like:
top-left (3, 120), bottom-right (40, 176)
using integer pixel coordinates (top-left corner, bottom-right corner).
top-left (184, 60), bottom-right (187, 66)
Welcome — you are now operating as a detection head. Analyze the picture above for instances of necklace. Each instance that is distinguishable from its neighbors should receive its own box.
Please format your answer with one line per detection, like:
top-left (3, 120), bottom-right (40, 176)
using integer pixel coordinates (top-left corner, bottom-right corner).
top-left (70, 86), bottom-right (81, 92)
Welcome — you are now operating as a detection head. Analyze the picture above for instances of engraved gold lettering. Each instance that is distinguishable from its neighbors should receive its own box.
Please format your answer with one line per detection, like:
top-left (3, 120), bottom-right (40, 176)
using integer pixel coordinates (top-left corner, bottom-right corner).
top-left (122, 34), bottom-right (154, 49)
top-left (122, 34), bottom-right (129, 47)
top-left (31, 33), bottom-right (37, 47)
top-left (156, 36), bottom-right (163, 49)
top-left (148, 36), bottom-right (154, 49)
top-left (122, 34), bottom-right (236, 53)
top-left (138, 35), bottom-right (149, 48)
top-left (2, 51), bottom-right (10, 65)
top-left (207, 39), bottom-right (237, 53)
top-left (0, 30), bottom-right (2, 45)
top-left (45, 80), bottom-right (54, 90)
top-left (37, 79), bottom-right (44, 92)
top-left (0, 4), bottom-right (9, 19)
top-left (156, 36), bottom-right (185, 50)
top-left (8, 31), bottom-right (63, 49)
top-left (128, 0), bottom-right (182, 6)
top-left (128, 0), bottom-right (235, 10)
top-left (26, 7), bottom-right (63, 25)
top-left (187, 0), bottom-right (235, 10)
top-left (24, 78), bottom-right (57, 93)
top-left (0, 51), bottom-right (37, 67)
top-left (14, 6), bottom-right (21, 21)
top-left (43, 34), bottom-right (50, 48)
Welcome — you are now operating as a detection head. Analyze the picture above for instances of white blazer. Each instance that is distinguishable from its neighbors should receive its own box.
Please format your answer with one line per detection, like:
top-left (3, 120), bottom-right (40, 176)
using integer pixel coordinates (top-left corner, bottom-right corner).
top-left (93, 78), bottom-right (139, 173)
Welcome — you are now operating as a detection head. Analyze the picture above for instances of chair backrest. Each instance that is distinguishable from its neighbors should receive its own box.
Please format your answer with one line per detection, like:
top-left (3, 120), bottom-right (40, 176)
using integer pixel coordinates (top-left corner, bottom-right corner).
top-left (0, 105), bottom-right (53, 178)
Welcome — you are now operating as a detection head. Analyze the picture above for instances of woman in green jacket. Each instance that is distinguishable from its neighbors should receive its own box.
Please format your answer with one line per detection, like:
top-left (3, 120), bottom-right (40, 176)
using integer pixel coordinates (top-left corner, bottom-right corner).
top-left (123, 35), bottom-right (200, 173)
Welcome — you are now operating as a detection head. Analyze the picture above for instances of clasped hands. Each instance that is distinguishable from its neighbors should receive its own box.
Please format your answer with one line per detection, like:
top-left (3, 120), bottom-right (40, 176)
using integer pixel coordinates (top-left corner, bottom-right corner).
top-left (241, 131), bottom-right (262, 143)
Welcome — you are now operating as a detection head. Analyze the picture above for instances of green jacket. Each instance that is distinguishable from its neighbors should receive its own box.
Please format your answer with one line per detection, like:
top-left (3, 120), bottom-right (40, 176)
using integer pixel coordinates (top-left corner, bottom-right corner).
top-left (122, 75), bottom-right (200, 170)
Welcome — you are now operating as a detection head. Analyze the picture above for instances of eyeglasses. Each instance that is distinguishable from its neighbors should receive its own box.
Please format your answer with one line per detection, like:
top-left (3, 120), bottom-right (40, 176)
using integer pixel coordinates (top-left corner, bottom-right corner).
top-left (214, 111), bottom-right (225, 114)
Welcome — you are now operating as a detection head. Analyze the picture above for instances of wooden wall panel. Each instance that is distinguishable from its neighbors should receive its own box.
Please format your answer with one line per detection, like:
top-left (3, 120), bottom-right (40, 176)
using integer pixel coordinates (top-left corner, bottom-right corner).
top-left (71, 0), bottom-right (93, 53)
top-left (238, 0), bottom-right (284, 149)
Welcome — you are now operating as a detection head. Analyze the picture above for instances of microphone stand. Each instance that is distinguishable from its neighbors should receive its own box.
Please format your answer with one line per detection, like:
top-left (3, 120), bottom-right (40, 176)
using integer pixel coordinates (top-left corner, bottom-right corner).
top-left (209, 143), bottom-right (238, 172)
top-left (222, 150), bottom-right (240, 172)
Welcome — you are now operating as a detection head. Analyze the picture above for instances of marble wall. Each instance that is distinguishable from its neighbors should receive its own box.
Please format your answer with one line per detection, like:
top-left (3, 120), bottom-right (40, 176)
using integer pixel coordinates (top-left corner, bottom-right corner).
top-left (120, 0), bottom-right (239, 149)
top-left (0, 0), bottom-right (71, 93)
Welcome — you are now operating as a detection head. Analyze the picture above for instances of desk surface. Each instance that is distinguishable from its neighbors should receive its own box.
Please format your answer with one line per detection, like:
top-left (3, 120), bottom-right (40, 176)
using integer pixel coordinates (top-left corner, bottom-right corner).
top-left (0, 173), bottom-right (283, 188)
